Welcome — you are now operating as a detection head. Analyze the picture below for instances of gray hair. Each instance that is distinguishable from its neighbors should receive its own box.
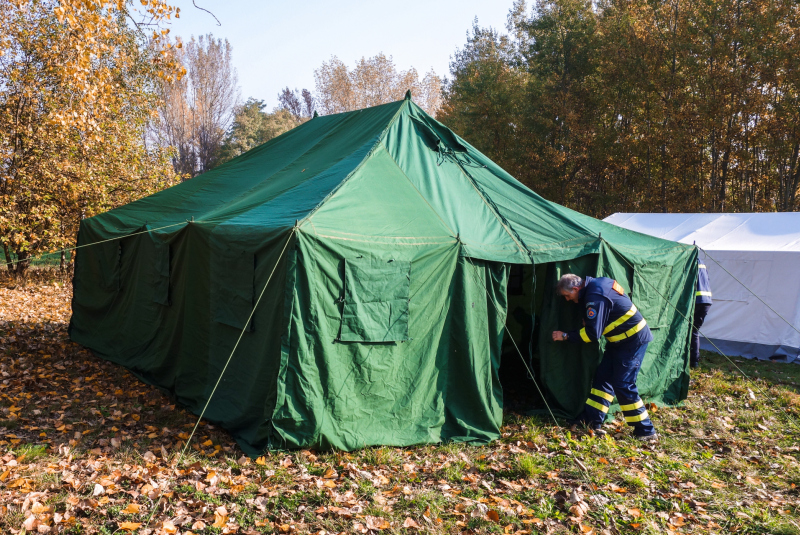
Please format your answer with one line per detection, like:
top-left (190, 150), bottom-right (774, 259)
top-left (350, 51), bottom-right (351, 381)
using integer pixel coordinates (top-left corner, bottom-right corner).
top-left (556, 273), bottom-right (583, 293)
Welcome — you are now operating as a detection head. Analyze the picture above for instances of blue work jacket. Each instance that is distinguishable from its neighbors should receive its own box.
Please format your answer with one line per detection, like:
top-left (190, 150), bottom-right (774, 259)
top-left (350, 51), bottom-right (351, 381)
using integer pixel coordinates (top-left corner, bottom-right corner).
top-left (566, 276), bottom-right (653, 347)
top-left (696, 257), bottom-right (712, 304)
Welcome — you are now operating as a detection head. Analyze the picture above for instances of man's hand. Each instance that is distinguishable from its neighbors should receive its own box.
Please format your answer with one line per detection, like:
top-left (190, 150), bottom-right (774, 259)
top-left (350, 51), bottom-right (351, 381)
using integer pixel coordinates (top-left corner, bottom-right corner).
top-left (552, 331), bottom-right (567, 342)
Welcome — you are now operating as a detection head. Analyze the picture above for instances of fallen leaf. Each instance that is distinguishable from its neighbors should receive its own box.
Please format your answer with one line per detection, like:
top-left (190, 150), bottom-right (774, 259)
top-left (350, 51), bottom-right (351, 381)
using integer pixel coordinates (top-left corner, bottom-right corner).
top-left (499, 479), bottom-right (523, 492)
top-left (213, 506), bottom-right (228, 528)
top-left (366, 516), bottom-right (390, 530)
top-left (486, 510), bottom-right (501, 522)
top-left (23, 515), bottom-right (40, 531)
top-left (403, 517), bottom-right (420, 529)
top-left (323, 467), bottom-right (337, 479)
top-left (119, 522), bottom-right (142, 531)
top-left (569, 502), bottom-right (589, 518)
top-left (122, 503), bottom-right (141, 514)
top-left (31, 503), bottom-right (50, 514)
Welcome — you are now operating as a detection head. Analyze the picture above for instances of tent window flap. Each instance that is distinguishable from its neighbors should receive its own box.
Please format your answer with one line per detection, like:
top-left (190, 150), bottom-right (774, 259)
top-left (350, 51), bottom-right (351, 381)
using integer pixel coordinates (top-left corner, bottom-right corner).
top-left (212, 250), bottom-right (255, 331)
top-left (340, 258), bottom-right (411, 342)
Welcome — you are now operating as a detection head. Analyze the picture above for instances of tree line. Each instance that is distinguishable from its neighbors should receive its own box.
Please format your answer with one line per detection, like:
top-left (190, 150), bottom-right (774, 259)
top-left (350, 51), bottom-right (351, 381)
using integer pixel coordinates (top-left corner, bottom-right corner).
top-left (438, 0), bottom-right (800, 217)
top-left (0, 0), bottom-right (442, 276)
top-left (153, 45), bottom-right (443, 176)
top-left (6, 0), bottom-right (798, 277)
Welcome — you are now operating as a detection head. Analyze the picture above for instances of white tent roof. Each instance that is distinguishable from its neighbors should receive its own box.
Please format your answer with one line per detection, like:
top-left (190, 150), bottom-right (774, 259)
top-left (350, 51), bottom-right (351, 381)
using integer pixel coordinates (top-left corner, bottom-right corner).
top-left (604, 212), bottom-right (800, 252)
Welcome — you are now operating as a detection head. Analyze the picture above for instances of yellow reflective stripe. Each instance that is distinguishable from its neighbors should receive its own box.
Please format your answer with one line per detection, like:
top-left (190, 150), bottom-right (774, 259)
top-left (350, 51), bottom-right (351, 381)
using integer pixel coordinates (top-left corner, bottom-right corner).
top-left (579, 328), bottom-right (591, 343)
top-left (696, 291), bottom-right (712, 296)
top-left (591, 388), bottom-right (614, 402)
top-left (606, 318), bottom-right (647, 342)
top-left (620, 400), bottom-right (644, 411)
top-left (698, 264), bottom-right (707, 269)
top-left (586, 399), bottom-right (609, 413)
top-left (602, 305), bottom-right (637, 335)
top-left (625, 411), bottom-right (650, 423)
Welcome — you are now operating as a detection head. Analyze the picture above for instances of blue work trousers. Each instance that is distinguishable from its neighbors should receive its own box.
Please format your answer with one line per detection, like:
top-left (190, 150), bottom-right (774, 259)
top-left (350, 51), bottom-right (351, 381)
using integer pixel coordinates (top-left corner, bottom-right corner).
top-left (582, 341), bottom-right (656, 437)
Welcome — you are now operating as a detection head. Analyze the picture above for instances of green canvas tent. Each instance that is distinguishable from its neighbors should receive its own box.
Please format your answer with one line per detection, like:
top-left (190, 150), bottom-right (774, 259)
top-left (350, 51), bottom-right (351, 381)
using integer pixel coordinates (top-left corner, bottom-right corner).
top-left (69, 94), bottom-right (697, 454)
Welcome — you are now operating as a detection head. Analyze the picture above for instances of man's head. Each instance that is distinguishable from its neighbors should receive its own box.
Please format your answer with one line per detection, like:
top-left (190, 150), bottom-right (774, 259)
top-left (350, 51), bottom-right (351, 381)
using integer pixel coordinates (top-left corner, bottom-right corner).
top-left (556, 273), bottom-right (583, 303)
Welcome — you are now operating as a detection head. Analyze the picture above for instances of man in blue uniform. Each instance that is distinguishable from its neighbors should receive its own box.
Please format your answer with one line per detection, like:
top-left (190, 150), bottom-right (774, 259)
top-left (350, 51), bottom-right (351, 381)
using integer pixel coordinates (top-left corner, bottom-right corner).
top-left (551, 273), bottom-right (658, 440)
top-left (692, 257), bottom-right (713, 368)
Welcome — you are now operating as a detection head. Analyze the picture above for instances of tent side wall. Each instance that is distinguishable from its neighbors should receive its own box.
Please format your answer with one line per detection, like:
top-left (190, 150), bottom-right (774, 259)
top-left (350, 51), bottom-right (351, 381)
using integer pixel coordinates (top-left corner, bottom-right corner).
top-left (69, 219), bottom-right (294, 455)
top-left (698, 250), bottom-right (800, 362)
top-left (270, 230), bottom-right (505, 450)
top-left (535, 242), bottom-right (696, 418)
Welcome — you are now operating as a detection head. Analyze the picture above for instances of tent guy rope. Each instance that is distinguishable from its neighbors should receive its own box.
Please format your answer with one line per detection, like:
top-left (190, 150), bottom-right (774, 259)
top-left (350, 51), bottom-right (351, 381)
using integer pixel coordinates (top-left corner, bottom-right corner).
top-left (462, 255), bottom-right (608, 499)
top-left (0, 220), bottom-right (197, 270)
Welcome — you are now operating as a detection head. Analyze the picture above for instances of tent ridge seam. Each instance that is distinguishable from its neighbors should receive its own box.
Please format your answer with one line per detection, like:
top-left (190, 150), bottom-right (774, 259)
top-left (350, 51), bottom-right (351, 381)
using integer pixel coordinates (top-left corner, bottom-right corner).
top-left (449, 156), bottom-right (530, 257)
top-left (311, 233), bottom-right (454, 246)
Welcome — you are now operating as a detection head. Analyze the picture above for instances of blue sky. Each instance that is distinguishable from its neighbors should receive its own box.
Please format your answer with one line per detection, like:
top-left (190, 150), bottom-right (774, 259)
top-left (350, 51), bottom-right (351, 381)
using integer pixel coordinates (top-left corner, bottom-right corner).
top-left (165, 0), bottom-right (511, 109)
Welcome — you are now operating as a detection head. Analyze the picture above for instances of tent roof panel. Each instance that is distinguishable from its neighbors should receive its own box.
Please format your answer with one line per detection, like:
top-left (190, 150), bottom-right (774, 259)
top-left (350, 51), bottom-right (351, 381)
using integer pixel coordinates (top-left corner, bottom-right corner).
top-left (97, 101), bottom-right (404, 230)
top-left (85, 96), bottom-right (694, 261)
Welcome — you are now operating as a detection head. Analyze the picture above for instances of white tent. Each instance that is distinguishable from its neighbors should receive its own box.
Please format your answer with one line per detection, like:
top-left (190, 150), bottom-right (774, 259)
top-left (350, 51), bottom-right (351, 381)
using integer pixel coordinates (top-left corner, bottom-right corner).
top-left (603, 212), bottom-right (800, 362)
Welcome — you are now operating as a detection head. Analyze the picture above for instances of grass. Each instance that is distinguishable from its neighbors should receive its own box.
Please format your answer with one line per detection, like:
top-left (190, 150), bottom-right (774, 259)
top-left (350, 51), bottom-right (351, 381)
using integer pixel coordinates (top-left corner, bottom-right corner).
top-left (1, 278), bottom-right (799, 533)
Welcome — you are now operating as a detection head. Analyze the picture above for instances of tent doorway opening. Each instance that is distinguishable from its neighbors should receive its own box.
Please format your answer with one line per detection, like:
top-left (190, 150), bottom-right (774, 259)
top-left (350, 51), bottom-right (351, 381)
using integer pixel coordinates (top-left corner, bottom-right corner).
top-left (500, 263), bottom-right (549, 413)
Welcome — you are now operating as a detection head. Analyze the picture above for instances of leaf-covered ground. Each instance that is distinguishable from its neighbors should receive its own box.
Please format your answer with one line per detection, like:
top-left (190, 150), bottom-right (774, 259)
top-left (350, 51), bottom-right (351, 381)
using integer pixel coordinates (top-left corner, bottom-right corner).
top-left (1, 274), bottom-right (799, 534)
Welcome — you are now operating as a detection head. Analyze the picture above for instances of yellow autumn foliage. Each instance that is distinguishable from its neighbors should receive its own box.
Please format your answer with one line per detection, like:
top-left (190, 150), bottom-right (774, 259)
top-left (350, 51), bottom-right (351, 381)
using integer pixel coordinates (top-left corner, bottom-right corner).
top-left (0, 0), bottom-right (184, 275)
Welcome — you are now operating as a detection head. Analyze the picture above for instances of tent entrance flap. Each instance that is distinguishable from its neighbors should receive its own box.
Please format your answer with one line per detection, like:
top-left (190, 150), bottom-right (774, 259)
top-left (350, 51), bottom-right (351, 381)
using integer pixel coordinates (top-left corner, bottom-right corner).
top-left (500, 263), bottom-right (548, 412)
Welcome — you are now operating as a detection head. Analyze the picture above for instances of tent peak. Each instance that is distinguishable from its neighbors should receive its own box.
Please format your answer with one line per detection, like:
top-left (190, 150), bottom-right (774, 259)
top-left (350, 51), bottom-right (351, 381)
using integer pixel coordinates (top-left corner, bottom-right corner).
top-left (404, 89), bottom-right (412, 100)
top-left (313, 110), bottom-right (319, 118)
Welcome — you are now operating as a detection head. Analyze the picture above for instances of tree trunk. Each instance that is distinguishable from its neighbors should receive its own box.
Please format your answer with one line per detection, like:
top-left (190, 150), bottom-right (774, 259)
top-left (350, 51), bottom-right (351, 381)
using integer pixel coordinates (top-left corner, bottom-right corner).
top-left (12, 249), bottom-right (30, 281)
top-left (2, 244), bottom-right (13, 273)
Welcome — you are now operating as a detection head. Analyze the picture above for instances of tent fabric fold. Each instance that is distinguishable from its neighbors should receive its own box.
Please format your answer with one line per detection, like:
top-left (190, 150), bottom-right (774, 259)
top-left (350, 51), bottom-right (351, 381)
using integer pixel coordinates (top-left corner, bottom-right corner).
top-left (70, 98), bottom-right (696, 454)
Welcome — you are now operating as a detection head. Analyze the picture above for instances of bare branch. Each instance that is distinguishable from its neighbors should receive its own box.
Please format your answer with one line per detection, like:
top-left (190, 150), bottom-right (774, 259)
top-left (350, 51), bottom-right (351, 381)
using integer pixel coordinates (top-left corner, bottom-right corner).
top-left (192, 0), bottom-right (221, 26)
